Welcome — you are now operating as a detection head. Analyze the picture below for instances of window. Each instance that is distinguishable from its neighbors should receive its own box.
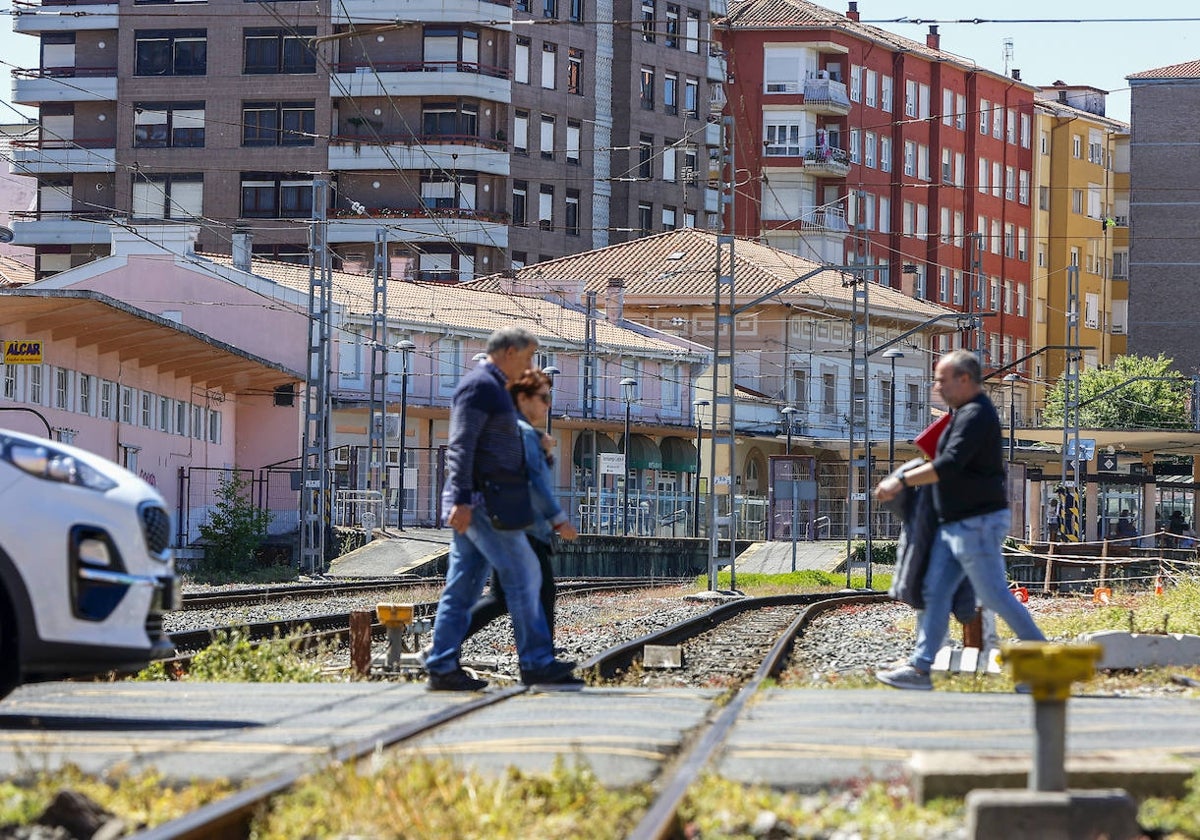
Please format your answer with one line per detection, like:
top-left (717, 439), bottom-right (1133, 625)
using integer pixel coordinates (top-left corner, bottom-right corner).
top-left (570, 0), bottom-right (583, 22)
top-left (120, 386), bottom-right (133, 423)
top-left (939, 267), bottom-right (950, 302)
top-left (243, 28), bottom-right (316, 74)
top-left (540, 114), bottom-right (555, 159)
top-left (881, 75), bottom-right (893, 111)
top-left (953, 271), bottom-right (963, 305)
top-left (904, 79), bottom-right (917, 117)
top-left (567, 48), bottom-right (583, 94)
top-left (683, 145), bottom-right (698, 183)
top-left (822, 373), bottom-right (836, 417)
top-left (544, 0), bottom-right (557, 18)
top-left (638, 202), bottom-right (652, 235)
top-left (515, 37), bottom-right (530, 84)
top-left (566, 120), bottom-right (581, 164)
top-left (1018, 170), bottom-right (1030, 205)
top-left (131, 173), bottom-right (203, 219)
top-left (956, 94), bottom-right (966, 130)
top-left (538, 184), bottom-right (554, 230)
top-left (208, 410), bottom-right (221, 444)
top-left (512, 181), bottom-right (527, 226)
top-left (979, 99), bottom-right (989, 134)
top-left (879, 136), bottom-right (891, 172)
top-left (684, 78), bottom-right (699, 117)
top-left (865, 69), bottom-right (877, 107)
top-left (684, 9), bottom-right (699, 53)
top-left (53, 368), bottom-right (69, 410)
top-left (192, 405), bottom-right (203, 439)
top-left (941, 147), bottom-right (952, 183)
top-left (135, 30), bottom-right (207, 76)
top-left (1004, 223), bottom-right (1015, 257)
top-left (1020, 113), bottom-right (1031, 148)
top-left (864, 131), bottom-right (876, 168)
top-left (849, 65), bottom-right (861, 102)
top-left (1003, 280), bottom-right (1013, 313)
top-left (664, 72), bottom-right (678, 114)
top-left (902, 201), bottom-right (915, 236)
top-left (243, 101), bottom-right (314, 146)
top-left (176, 401), bottom-right (187, 436)
top-left (134, 102), bottom-right (205, 148)
top-left (565, 189), bottom-right (580, 236)
top-left (848, 129), bottom-right (860, 164)
top-left (992, 161), bottom-right (1001, 197)
top-left (918, 84), bottom-right (930, 120)
top-left (1017, 284), bottom-right (1027, 316)
top-left (663, 138), bottom-right (678, 181)
top-left (513, 110), bottom-right (529, 154)
top-left (638, 134), bottom-right (654, 179)
top-left (641, 0), bottom-right (655, 42)
top-left (420, 173), bottom-right (475, 210)
top-left (903, 140), bottom-right (915, 176)
top-left (1084, 293), bottom-right (1100, 329)
top-left (423, 102), bottom-right (477, 137)
top-left (1041, 130), bottom-right (1050, 155)
top-left (1038, 185), bottom-right (1050, 211)
top-left (1017, 227), bottom-right (1028, 260)
top-left (1005, 166), bottom-right (1015, 200)
top-left (640, 66), bottom-right (656, 109)
top-left (1072, 188), bottom-right (1083, 214)
top-left (78, 374), bottom-right (92, 415)
top-left (100, 381), bottom-right (114, 420)
top-left (942, 88), bottom-right (954, 125)
top-left (990, 220), bottom-right (1001, 254)
top-left (158, 396), bottom-right (170, 432)
top-left (992, 106), bottom-right (1003, 138)
top-left (877, 196), bottom-right (889, 233)
top-left (541, 43), bottom-right (557, 89)
top-left (663, 4), bottom-right (680, 47)
top-left (917, 144), bottom-right (929, 180)
top-left (1073, 134), bottom-right (1082, 158)
top-left (3, 365), bottom-right (16, 401)
top-left (240, 173), bottom-right (313, 218)
top-left (141, 392), bottom-right (153, 427)
top-left (1006, 109), bottom-right (1016, 143)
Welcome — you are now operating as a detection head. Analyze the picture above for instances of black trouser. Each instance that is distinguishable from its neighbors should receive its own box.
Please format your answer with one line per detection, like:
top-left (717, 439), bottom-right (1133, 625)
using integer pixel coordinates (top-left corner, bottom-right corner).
top-left (464, 535), bottom-right (556, 641)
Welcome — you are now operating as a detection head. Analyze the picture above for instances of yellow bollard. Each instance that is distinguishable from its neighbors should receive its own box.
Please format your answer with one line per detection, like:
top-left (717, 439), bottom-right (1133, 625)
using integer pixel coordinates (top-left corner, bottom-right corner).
top-left (1001, 642), bottom-right (1103, 791)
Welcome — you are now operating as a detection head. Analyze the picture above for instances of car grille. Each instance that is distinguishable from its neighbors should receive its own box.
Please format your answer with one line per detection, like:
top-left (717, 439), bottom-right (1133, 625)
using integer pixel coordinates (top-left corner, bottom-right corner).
top-left (140, 503), bottom-right (171, 557)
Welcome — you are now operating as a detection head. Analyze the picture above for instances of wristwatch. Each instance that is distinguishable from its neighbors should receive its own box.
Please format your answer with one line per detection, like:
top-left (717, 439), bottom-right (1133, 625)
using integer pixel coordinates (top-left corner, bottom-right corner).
top-left (896, 470), bottom-right (909, 488)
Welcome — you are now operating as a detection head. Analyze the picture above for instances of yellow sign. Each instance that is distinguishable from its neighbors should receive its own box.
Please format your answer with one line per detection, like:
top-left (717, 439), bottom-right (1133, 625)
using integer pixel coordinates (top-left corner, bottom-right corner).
top-left (4, 340), bottom-right (43, 365)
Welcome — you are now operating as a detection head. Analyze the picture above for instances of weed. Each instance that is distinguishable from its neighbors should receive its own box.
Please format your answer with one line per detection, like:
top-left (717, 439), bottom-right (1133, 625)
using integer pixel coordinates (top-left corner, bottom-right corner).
top-left (133, 628), bottom-right (336, 683)
top-left (700, 570), bottom-right (894, 594)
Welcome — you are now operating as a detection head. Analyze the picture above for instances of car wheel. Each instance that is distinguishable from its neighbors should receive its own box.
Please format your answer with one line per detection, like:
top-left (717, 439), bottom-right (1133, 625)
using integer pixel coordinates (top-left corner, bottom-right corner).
top-left (0, 587), bottom-right (20, 700)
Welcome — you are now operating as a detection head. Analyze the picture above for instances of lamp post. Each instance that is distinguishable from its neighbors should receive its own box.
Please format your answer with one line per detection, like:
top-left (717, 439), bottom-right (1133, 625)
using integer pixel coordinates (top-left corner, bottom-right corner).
top-left (881, 348), bottom-right (905, 474)
top-left (780, 406), bottom-right (798, 572)
top-left (620, 377), bottom-right (638, 535)
top-left (1003, 373), bottom-right (1020, 463)
top-left (394, 339), bottom-right (416, 530)
top-left (692, 399), bottom-right (709, 538)
top-left (542, 365), bottom-right (560, 434)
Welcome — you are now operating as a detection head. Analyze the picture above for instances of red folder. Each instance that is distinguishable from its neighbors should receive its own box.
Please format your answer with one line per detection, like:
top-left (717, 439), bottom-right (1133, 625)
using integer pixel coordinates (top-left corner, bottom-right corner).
top-left (914, 413), bottom-right (950, 459)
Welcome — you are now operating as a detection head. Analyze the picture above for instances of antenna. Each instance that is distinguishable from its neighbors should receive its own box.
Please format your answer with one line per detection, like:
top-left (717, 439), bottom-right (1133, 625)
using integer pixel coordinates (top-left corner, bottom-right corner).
top-left (1003, 38), bottom-right (1014, 76)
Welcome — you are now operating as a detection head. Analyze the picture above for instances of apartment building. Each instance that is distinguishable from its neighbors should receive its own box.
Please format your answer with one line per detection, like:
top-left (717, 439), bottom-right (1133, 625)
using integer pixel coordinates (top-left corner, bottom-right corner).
top-left (714, 0), bottom-right (1035, 379)
top-left (10, 0), bottom-right (725, 280)
top-left (1126, 60), bottom-right (1200, 374)
top-left (1028, 84), bottom-right (1129, 421)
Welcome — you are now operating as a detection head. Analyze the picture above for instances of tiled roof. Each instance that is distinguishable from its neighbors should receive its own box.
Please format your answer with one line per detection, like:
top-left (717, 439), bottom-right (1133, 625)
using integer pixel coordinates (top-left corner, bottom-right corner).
top-left (719, 0), bottom-right (1032, 87)
top-left (466, 229), bottom-right (951, 323)
top-left (1033, 98), bottom-right (1129, 132)
top-left (1128, 60), bottom-right (1200, 80)
top-left (202, 254), bottom-right (706, 360)
top-left (0, 254), bottom-right (35, 286)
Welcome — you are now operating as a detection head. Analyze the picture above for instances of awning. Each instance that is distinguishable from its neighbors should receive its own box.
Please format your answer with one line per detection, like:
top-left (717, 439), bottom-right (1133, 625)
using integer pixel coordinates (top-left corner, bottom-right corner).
top-left (572, 432), bottom-right (618, 469)
top-left (619, 433), bottom-right (662, 469)
top-left (659, 436), bottom-right (699, 472)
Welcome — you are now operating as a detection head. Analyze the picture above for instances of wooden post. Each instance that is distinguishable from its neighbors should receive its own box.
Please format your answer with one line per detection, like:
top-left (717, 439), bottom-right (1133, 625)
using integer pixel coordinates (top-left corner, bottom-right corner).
top-left (1043, 541), bottom-right (1055, 594)
top-left (350, 609), bottom-right (374, 675)
top-left (961, 609), bottom-right (984, 649)
top-left (1099, 539), bottom-right (1109, 589)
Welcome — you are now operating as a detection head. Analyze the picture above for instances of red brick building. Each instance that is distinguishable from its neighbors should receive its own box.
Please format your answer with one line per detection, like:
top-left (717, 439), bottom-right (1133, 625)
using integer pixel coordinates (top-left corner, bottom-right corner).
top-left (716, 0), bottom-right (1036, 370)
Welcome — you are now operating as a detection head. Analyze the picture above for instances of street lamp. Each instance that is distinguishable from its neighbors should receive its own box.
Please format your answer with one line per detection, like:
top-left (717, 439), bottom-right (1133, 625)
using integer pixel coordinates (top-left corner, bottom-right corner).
top-left (472, 352), bottom-right (488, 364)
top-left (1003, 373), bottom-right (1020, 463)
top-left (542, 366), bottom-right (560, 434)
top-left (620, 377), bottom-right (638, 535)
top-left (780, 406), bottom-right (798, 572)
top-left (881, 348), bottom-right (905, 474)
top-left (394, 339), bottom-right (416, 530)
top-left (692, 399), bottom-right (709, 538)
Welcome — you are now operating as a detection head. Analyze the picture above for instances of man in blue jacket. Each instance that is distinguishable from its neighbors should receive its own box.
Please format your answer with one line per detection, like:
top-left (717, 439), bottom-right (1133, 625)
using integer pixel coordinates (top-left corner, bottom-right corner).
top-left (425, 327), bottom-right (578, 690)
top-left (873, 349), bottom-right (1044, 690)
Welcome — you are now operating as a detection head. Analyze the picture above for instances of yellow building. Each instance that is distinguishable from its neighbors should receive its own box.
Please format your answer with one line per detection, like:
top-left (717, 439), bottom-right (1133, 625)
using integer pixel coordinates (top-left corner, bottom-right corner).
top-left (1029, 84), bottom-right (1129, 423)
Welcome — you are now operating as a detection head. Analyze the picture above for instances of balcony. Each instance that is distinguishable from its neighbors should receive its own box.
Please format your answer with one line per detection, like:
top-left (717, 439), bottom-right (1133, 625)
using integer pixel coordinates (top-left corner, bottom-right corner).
top-left (332, 62), bottom-right (511, 103)
top-left (333, 0), bottom-right (511, 27)
top-left (327, 207), bottom-right (509, 249)
top-left (802, 78), bottom-right (851, 115)
top-left (12, 67), bottom-right (117, 105)
top-left (329, 134), bottom-right (510, 175)
top-left (762, 208), bottom-right (848, 263)
top-left (9, 210), bottom-right (113, 246)
top-left (764, 145), bottom-right (851, 178)
top-left (9, 138), bottom-right (116, 174)
top-left (13, 2), bottom-right (118, 33)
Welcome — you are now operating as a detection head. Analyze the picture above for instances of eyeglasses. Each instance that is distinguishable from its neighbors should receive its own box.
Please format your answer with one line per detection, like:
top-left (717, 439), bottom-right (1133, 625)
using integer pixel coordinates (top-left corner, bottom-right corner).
top-left (535, 392), bottom-right (552, 404)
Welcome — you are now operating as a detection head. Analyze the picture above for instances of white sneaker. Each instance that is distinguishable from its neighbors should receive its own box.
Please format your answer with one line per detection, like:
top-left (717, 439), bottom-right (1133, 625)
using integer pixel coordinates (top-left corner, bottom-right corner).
top-left (876, 664), bottom-right (933, 691)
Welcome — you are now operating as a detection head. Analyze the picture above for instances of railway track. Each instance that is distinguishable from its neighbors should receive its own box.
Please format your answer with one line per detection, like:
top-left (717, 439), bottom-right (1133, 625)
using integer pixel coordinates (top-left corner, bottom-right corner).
top-left (131, 589), bottom-right (890, 840)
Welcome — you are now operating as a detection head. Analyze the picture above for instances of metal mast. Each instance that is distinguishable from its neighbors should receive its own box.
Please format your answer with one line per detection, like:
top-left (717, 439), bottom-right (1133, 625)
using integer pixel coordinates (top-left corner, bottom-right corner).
top-left (300, 179), bottom-right (334, 574)
top-left (367, 228), bottom-right (389, 500)
top-left (846, 190), bottom-right (872, 588)
top-left (1062, 264), bottom-right (1082, 488)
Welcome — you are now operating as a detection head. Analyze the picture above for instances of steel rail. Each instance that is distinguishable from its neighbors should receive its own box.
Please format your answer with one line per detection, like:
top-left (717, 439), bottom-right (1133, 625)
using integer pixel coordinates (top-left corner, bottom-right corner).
top-left (623, 592), bottom-right (891, 840)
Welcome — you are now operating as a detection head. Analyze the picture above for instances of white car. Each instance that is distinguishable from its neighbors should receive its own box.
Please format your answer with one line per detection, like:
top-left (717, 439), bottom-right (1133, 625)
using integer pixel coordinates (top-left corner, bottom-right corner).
top-left (0, 428), bottom-right (178, 698)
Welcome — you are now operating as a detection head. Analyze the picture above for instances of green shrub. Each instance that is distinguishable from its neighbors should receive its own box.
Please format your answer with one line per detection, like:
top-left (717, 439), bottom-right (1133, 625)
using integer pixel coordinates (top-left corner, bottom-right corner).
top-left (196, 471), bottom-right (274, 580)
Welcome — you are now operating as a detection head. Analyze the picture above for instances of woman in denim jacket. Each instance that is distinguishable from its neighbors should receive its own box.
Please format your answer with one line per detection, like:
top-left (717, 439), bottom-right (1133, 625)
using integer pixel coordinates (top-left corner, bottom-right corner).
top-left (465, 369), bottom-right (577, 641)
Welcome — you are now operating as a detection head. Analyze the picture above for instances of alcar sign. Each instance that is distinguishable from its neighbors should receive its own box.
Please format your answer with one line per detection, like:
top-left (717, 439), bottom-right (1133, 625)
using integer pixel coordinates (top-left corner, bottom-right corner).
top-left (4, 340), bottom-right (43, 365)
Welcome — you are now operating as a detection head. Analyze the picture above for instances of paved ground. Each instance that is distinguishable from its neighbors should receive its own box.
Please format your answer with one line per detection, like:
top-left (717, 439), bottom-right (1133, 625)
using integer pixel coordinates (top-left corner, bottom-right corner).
top-left (4, 682), bottom-right (1198, 798)
top-left (327, 527), bottom-right (451, 577)
top-left (734, 540), bottom-right (849, 574)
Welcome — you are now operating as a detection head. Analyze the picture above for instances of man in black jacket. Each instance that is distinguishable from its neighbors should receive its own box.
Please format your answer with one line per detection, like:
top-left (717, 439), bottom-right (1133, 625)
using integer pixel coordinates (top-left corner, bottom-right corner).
top-left (872, 350), bottom-right (1044, 690)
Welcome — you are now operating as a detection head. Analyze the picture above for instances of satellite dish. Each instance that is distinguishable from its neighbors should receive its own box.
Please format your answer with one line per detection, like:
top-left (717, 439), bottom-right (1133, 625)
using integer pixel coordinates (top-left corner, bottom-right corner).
top-left (0, 227), bottom-right (13, 244)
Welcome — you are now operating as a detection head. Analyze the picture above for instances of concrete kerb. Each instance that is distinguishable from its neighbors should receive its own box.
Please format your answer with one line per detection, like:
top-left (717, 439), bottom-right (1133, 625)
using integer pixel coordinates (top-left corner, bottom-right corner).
top-left (965, 788), bottom-right (1142, 840)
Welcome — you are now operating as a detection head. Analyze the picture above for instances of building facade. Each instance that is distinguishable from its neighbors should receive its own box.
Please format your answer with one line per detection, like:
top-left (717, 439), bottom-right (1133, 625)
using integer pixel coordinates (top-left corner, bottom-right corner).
top-left (10, 0), bottom-right (726, 280)
top-left (714, 0), bottom-right (1035, 384)
top-left (1028, 85), bottom-right (1129, 422)
top-left (1126, 60), bottom-right (1200, 374)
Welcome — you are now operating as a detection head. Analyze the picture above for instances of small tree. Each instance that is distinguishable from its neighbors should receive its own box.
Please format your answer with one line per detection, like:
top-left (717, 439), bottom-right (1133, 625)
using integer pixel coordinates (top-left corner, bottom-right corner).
top-left (1042, 353), bottom-right (1191, 429)
top-left (198, 471), bottom-right (273, 573)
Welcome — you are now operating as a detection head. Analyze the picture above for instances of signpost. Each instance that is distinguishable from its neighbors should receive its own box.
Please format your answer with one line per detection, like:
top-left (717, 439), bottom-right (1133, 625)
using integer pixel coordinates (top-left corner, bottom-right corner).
top-left (1065, 438), bottom-right (1096, 462)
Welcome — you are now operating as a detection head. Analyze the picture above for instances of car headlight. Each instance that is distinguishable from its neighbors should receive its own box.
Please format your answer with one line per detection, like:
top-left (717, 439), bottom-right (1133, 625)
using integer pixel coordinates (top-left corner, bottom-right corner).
top-left (3, 441), bottom-right (118, 492)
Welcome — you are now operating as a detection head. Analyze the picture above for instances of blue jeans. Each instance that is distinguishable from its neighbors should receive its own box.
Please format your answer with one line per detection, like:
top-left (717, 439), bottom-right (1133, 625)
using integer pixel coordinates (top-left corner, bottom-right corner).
top-left (911, 508), bottom-right (1045, 672)
top-left (425, 514), bottom-right (554, 675)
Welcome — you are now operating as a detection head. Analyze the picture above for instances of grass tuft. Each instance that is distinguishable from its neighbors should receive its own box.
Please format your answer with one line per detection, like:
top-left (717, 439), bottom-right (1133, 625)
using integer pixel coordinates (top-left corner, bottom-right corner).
top-left (134, 628), bottom-right (336, 683)
top-left (699, 570), bottom-right (893, 595)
